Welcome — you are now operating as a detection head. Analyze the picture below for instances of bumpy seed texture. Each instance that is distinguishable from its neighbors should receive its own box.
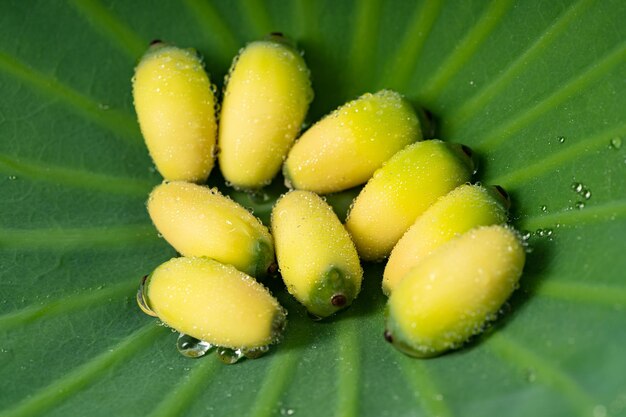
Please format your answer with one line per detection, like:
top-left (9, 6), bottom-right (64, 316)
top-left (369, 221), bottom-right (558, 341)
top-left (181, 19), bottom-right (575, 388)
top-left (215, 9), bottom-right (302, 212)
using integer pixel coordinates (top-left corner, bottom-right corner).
top-left (385, 225), bottom-right (525, 358)
top-left (148, 181), bottom-right (274, 278)
top-left (144, 257), bottom-right (286, 349)
top-left (383, 184), bottom-right (509, 295)
top-left (283, 90), bottom-right (421, 194)
top-left (345, 140), bottom-right (474, 261)
top-left (133, 43), bottom-right (217, 182)
top-left (218, 37), bottom-right (313, 189)
top-left (271, 190), bottom-right (363, 318)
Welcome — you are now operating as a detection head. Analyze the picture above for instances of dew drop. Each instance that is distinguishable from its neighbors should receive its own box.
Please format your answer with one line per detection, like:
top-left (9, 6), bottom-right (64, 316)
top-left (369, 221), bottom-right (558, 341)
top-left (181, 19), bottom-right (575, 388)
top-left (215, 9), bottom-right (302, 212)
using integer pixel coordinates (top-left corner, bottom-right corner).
top-left (540, 205), bottom-right (547, 212)
top-left (242, 345), bottom-right (270, 359)
top-left (575, 201), bottom-right (585, 210)
top-left (583, 189), bottom-right (591, 200)
top-left (571, 182), bottom-right (583, 193)
top-left (7, 175), bottom-right (17, 180)
top-left (609, 137), bottom-right (622, 150)
top-left (136, 275), bottom-right (157, 317)
top-left (216, 347), bottom-right (244, 364)
top-left (558, 136), bottom-right (565, 144)
top-left (177, 334), bottom-right (213, 358)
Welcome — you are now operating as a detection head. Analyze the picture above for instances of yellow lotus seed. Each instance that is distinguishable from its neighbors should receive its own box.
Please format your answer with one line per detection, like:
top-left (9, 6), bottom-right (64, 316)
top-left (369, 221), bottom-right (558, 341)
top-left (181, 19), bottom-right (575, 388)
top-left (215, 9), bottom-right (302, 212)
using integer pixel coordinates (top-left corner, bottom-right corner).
top-left (271, 190), bottom-right (363, 318)
top-left (345, 140), bottom-right (474, 261)
top-left (133, 42), bottom-right (217, 182)
top-left (142, 257), bottom-right (286, 349)
top-left (383, 184), bottom-right (509, 295)
top-left (148, 181), bottom-right (274, 278)
top-left (385, 225), bottom-right (525, 358)
top-left (283, 90), bottom-right (421, 194)
top-left (218, 36), bottom-right (313, 189)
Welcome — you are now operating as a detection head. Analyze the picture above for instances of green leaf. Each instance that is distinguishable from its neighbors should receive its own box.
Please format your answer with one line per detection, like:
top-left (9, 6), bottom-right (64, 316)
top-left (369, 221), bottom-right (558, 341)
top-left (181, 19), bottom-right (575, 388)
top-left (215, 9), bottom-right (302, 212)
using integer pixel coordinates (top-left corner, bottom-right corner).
top-left (1, 1), bottom-right (624, 416)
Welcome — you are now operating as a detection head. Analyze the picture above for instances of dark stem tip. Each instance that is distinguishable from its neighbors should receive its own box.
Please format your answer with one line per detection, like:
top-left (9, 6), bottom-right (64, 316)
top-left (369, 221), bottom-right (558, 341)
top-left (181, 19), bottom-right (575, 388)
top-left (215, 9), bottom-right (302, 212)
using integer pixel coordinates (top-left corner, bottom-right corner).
top-left (384, 330), bottom-right (393, 343)
top-left (267, 262), bottom-right (279, 276)
top-left (270, 32), bottom-right (284, 37)
top-left (331, 294), bottom-right (347, 307)
top-left (150, 39), bottom-right (163, 46)
top-left (460, 144), bottom-right (473, 158)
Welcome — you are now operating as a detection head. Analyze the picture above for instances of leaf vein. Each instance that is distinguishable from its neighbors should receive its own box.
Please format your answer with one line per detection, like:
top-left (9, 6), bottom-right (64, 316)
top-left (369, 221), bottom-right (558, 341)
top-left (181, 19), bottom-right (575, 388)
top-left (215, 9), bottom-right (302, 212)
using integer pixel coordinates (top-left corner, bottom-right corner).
top-left (443, 0), bottom-right (595, 132)
top-left (0, 153), bottom-right (153, 196)
top-left (381, 0), bottom-right (443, 91)
top-left (417, 0), bottom-right (515, 102)
top-left (0, 51), bottom-right (141, 144)
top-left (69, 0), bottom-right (146, 61)
top-left (0, 324), bottom-right (164, 417)
top-left (477, 40), bottom-right (626, 152)
top-left (488, 333), bottom-right (596, 417)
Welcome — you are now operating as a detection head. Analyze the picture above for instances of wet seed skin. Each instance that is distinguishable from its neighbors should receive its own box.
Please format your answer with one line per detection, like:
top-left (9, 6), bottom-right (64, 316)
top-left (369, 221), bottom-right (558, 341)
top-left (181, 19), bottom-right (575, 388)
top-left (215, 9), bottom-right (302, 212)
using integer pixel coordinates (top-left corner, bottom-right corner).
top-left (147, 181), bottom-right (274, 278)
top-left (383, 184), bottom-right (508, 295)
top-left (283, 90), bottom-right (421, 194)
top-left (218, 38), bottom-right (313, 189)
top-left (145, 257), bottom-right (286, 349)
top-left (385, 225), bottom-right (525, 358)
top-left (271, 190), bottom-right (363, 318)
top-left (345, 140), bottom-right (474, 261)
top-left (133, 43), bottom-right (217, 182)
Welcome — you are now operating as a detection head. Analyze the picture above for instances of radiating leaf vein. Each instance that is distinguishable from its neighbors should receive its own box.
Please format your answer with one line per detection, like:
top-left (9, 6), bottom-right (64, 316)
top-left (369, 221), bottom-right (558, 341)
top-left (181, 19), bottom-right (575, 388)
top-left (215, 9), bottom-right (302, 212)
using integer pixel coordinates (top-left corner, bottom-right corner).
top-left (0, 51), bottom-right (140, 144)
top-left (335, 319), bottom-right (360, 417)
top-left (381, 0), bottom-right (442, 91)
top-left (519, 199), bottom-right (626, 229)
top-left (488, 333), bottom-right (596, 417)
top-left (395, 357), bottom-right (452, 417)
top-left (0, 153), bottom-right (153, 196)
top-left (489, 121), bottom-right (626, 187)
top-left (146, 356), bottom-right (221, 417)
top-left (0, 224), bottom-right (158, 250)
top-left (181, 0), bottom-right (240, 64)
top-left (0, 324), bottom-right (164, 417)
top-left (69, 0), bottom-right (146, 61)
top-left (535, 280), bottom-right (626, 307)
top-left (443, 0), bottom-right (595, 133)
top-left (0, 278), bottom-right (138, 332)
top-left (417, 0), bottom-right (515, 102)
top-left (477, 40), bottom-right (626, 152)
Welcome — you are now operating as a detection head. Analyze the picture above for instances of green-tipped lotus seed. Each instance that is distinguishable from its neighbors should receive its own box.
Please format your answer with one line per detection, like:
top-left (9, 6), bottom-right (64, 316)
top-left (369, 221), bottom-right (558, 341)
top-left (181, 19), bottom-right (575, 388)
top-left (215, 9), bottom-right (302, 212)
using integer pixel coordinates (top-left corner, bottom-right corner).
top-left (271, 190), bottom-right (363, 318)
top-left (148, 181), bottom-right (274, 278)
top-left (283, 90), bottom-right (422, 194)
top-left (385, 225), bottom-right (525, 358)
top-left (345, 140), bottom-right (474, 261)
top-left (218, 36), bottom-right (313, 189)
top-left (383, 184), bottom-right (509, 295)
top-left (141, 257), bottom-right (286, 351)
top-left (133, 42), bottom-right (217, 182)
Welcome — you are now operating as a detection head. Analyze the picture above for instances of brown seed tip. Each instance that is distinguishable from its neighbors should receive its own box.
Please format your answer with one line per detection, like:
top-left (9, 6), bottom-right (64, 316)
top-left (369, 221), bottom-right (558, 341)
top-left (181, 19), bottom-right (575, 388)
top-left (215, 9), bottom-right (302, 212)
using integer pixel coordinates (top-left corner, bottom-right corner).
top-left (267, 262), bottom-right (279, 276)
top-left (384, 330), bottom-right (393, 343)
top-left (150, 39), bottom-right (163, 46)
top-left (270, 32), bottom-right (284, 37)
top-left (331, 294), bottom-right (347, 307)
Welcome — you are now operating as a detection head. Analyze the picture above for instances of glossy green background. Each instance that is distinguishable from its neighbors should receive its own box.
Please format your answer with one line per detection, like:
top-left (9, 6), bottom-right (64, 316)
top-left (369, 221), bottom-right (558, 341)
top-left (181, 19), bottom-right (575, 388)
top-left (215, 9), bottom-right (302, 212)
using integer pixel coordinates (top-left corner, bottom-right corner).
top-left (1, 1), bottom-right (625, 416)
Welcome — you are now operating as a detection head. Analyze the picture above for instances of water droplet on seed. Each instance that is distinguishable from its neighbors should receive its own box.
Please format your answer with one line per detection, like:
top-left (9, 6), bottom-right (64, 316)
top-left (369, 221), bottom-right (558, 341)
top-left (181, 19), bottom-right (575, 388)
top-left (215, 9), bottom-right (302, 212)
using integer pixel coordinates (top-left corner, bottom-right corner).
top-left (216, 347), bottom-right (244, 364)
top-left (177, 334), bottom-right (213, 358)
top-left (136, 275), bottom-right (157, 317)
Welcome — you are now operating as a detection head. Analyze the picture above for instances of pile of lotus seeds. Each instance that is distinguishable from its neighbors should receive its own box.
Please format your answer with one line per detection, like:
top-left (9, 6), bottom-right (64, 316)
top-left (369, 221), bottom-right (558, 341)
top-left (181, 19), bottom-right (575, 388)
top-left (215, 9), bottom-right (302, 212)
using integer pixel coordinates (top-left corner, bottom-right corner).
top-left (133, 34), bottom-right (526, 364)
